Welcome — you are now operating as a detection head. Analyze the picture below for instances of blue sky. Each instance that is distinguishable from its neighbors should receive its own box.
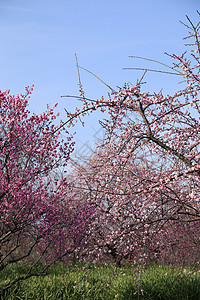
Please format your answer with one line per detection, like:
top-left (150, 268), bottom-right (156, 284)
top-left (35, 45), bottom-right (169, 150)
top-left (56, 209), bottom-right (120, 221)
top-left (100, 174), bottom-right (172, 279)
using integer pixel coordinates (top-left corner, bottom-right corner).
top-left (0, 0), bottom-right (199, 162)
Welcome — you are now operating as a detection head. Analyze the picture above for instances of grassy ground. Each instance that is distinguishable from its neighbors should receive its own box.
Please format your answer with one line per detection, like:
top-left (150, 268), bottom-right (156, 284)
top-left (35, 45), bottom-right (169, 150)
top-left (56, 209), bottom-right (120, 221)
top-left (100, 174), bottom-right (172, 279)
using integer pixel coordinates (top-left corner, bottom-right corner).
top-left (1, 262), bottom-right (200, 299)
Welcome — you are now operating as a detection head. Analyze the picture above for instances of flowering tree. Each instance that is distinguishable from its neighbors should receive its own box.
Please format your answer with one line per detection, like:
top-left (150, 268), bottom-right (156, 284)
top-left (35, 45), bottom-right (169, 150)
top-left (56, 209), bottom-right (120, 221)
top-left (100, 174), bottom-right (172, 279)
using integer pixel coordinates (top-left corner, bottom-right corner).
top-left (0, 86), bottom-right (96, 291)
top-left (63, 14), bottom-right (200, 265)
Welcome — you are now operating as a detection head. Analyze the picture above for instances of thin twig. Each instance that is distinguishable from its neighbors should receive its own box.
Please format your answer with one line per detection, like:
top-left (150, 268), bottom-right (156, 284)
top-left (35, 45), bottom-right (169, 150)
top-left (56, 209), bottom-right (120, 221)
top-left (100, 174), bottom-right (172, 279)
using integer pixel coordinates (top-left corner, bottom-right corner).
top-left (186, 15), bottom-right (196, 31)
top-left (75, 53), bottom-right (82, 89)
top-left (75, 53), bottom-right (85, 99)
top-left (138, 70), bottom-right (147, 84)
top-left (129, 55), bottom-right (182, 75)
top-left (78, 66), bottom-right (117, 93)
top-left (61, 95), bottom-right (97, 102)
top-left (123, 67), bottom-right (182, 75)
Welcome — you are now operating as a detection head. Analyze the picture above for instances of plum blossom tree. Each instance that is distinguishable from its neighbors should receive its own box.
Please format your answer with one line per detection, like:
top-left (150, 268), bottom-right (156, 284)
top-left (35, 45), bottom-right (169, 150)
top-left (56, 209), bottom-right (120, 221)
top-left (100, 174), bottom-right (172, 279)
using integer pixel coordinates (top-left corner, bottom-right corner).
top-left (0, 86), bottom-right (95, 291)
top-left (63, 13), bottom-right (200, 265)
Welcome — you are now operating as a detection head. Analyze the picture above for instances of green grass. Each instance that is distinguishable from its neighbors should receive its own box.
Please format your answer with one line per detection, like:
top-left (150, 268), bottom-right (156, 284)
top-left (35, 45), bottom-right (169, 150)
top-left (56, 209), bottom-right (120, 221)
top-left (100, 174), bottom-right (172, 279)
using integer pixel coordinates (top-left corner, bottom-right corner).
top-left (1, 262), bottom-right (200, 299)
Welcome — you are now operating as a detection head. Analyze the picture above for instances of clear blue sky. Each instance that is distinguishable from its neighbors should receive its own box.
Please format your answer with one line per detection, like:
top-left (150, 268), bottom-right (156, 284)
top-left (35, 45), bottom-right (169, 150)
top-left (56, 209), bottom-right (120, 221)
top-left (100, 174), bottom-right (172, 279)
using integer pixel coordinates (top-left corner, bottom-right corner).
top-left (0, 0), bottom-right (199, 161)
